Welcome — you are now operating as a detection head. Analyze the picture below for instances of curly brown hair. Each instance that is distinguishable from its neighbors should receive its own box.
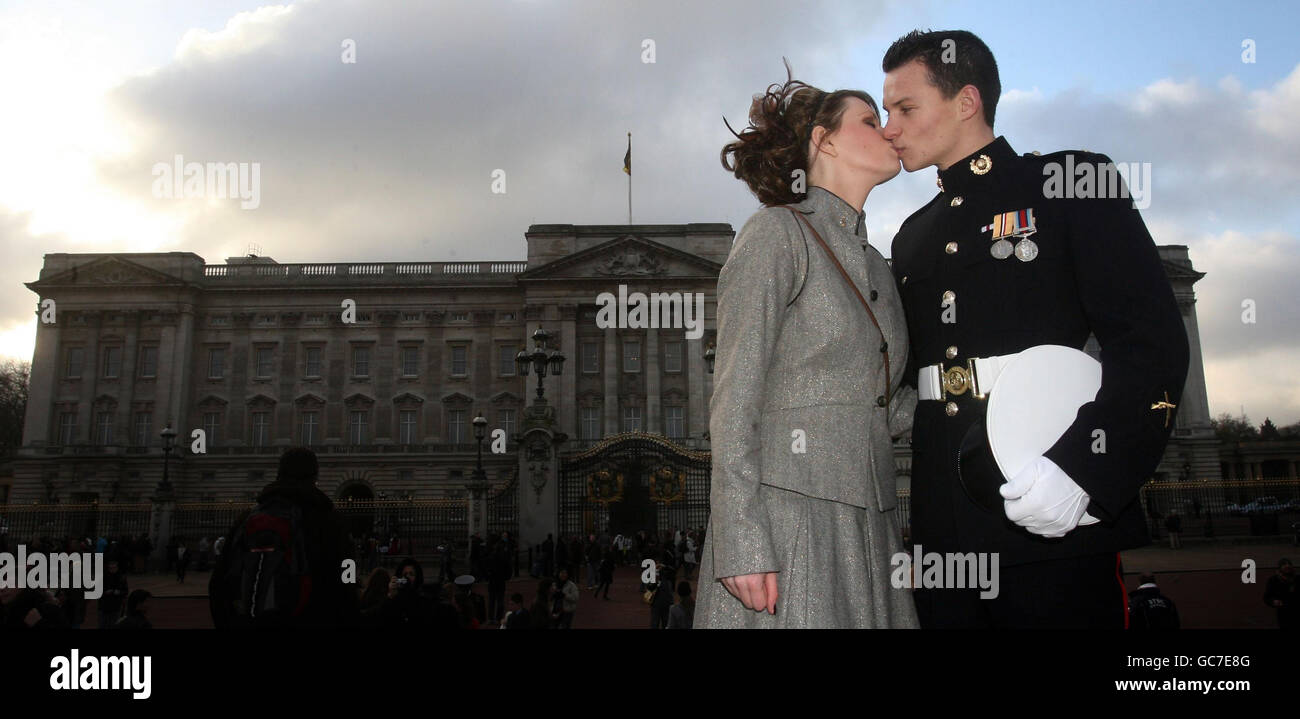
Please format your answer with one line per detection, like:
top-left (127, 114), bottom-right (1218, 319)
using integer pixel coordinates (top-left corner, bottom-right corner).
top-left (721, 58), bottom-right (881, 206)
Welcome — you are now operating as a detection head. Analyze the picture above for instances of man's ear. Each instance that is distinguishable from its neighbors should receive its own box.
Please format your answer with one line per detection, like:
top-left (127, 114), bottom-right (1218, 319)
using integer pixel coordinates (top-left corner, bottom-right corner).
top-left (957, 84), bottom-right (983, 123)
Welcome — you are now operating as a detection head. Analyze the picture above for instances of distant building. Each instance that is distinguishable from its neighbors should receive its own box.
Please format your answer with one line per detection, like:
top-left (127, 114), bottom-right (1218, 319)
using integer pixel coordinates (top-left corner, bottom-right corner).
top-left (7, 225), bottom-right (1220, 541)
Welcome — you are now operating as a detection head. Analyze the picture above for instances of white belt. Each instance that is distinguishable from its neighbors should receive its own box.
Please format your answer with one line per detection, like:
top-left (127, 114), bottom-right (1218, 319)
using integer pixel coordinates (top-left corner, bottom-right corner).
top-left (918, 353), bottom-right (1018, 401)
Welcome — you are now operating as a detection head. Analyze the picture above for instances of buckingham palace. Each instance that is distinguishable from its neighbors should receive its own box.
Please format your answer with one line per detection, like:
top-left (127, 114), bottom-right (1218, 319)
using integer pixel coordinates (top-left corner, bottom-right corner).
top-left (7, 221), bottom-right (1218, 546)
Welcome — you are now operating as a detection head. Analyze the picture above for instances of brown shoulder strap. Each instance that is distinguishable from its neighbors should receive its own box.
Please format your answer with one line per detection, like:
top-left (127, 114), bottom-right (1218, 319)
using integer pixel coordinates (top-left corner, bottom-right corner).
top-left (778, 206), bottom-right (891, 406)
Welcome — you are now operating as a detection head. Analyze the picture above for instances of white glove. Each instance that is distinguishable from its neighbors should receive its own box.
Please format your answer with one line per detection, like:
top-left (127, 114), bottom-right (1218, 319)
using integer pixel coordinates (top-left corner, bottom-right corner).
top-left (1000, 456), bottom-right (1100, 538)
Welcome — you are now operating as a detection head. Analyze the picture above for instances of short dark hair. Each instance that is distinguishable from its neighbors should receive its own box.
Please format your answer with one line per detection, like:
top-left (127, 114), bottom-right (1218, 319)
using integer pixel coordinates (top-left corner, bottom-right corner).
top-left (882, 29), bottom-right (1000, 127)
top-left (277, 446), bottom-right (319, 484)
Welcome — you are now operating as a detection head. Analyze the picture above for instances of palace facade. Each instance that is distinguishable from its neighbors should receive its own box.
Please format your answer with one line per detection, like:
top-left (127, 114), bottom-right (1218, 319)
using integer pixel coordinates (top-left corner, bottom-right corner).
top-left (8, 222), bottom-right (1219, 545)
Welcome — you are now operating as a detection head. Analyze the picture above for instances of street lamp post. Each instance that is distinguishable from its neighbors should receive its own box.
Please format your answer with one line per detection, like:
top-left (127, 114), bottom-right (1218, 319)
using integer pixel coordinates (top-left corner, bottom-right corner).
top-left (470, 412), bottom-right (488, 537)
top-left (158, 426), bottom-right (177, 494)
top-left (515, 327), bottom-right (565, 402)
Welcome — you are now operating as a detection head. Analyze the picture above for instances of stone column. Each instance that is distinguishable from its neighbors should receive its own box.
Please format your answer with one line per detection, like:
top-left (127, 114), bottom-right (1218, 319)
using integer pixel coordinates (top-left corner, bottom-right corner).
top-left (1177, 298), bottom-right (1212, 430)
top-left (646, 328), bottom-right (660, 434)
top-left (79, 312), bottom-right (102, 443)
top-left (559, 305), bottom-right (577, 438)
top-left (118, 310), bottom-right (140, 443)
top-left (604, 328), bottom-right (618, 436)
top-left (22, 309), bottom-right (60, 446)
top-left (688, 335), bottom-right (707, 444)
top-left (171, 305), bottom-right (196, 432)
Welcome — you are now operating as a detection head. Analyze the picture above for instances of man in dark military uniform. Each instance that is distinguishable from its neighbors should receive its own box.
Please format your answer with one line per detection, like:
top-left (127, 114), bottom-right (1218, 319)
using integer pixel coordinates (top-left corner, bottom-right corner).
top-left (881, 30), bottom-right (1189, 628)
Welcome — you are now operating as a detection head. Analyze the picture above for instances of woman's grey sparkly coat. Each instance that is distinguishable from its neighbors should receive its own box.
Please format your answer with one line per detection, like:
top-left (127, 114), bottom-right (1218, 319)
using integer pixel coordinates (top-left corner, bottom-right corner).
top-left (695, 186), bottom-right (920, 628)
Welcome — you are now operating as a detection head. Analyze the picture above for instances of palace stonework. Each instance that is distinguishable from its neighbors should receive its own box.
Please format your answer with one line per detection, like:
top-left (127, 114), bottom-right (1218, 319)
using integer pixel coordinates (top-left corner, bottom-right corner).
top-left (7, 222), bottom-right (1221, 546)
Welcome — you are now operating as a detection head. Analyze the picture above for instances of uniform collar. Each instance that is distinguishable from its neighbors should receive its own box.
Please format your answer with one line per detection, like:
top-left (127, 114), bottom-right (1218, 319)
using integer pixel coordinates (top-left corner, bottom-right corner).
top-left (800, 185), bottom-right (867, 238)
top-left (936, 135), bottom-right (1017, 196)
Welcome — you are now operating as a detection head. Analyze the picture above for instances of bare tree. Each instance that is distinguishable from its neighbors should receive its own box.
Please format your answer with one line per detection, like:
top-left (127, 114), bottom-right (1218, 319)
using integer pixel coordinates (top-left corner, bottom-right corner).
top-left (0, 359), bottom-right (30, 456)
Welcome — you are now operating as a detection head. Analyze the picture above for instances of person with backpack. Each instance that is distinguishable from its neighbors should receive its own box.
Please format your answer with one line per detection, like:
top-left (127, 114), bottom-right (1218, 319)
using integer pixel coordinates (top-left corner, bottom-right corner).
top-left (1128, 574), bottom-right (1180, 629)
top-left (208, 447), bottom-right (360, 628)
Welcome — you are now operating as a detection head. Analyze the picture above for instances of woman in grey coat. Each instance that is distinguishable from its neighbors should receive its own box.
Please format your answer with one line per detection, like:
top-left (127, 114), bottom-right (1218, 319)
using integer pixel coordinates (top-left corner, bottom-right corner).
top-left (695, 67), bottom-right (919, 628)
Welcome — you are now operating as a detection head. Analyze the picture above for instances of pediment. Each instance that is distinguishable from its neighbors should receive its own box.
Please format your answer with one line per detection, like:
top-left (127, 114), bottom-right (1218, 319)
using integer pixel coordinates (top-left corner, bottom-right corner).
top-left (490, 391), bottom-right (524, 405)
top-left (344, 392), bottom-right (375, 407)
top-left (28, 256), bottom-right (189, 290)
top-left (517, 236), bottom-right (722, 281)
top-left (294, 392), bottom-right (327, 407)
top-left (1161, 259), bottom-right (1205, 283)
top-left (441, 392), bottom-right (474, 405)
top-left (245, 393), bottom-right (277, 407)
top-left (197, 394), bottom-right (228, 407)
top-left (392, 392), bottom-right (425, 405)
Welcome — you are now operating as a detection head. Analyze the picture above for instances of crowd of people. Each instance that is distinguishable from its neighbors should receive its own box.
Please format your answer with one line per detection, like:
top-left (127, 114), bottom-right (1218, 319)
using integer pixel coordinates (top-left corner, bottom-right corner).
top-left (0, 551), bottom-right (154, 629)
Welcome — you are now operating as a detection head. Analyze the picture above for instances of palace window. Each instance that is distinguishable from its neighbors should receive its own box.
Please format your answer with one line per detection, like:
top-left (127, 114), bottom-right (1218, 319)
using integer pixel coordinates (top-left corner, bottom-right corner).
top-left (300, 411), bottom-right (319, 445)
top-left (623, 341), bottom-right (641, 373)
top-left (102, 347), bottom-right (122, 378)
top-left (138, 345), bottom-right (158, 378)
top-left (664, 342), bottom-right (682, 373)
top-left (65, 347), bottom-right (84, 379)
top-left (665, 406), bottom-right (685, 439)
top-left (349, 410), bottom-right (369, 444)
top-left (250, 411), bottom-right (270, 446)
top-left (304, 347), bottom-right (322, 377)
top-left (399, 410), bottom-right (418, 444)
top-left (133, 411), bottom-right (152, 446)
top-left (208, 348), bottom-right (226, 379)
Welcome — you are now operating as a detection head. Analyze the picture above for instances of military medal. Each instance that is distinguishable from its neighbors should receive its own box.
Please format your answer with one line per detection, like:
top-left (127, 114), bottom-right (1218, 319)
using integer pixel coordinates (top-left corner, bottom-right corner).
top-left (1014, 238), bottom-right (1039, 261)
top-left (981, 208), bottom-right (1037, 261)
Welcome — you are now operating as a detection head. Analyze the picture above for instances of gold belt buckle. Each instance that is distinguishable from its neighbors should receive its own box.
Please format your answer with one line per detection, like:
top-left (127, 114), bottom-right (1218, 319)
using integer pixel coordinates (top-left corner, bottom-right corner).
top-left (941, 359), bottom-right (984, 400)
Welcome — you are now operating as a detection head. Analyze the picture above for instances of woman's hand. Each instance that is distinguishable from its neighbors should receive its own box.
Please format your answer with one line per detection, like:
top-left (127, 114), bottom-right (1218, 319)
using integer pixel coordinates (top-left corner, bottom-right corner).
top-left (720, 572), bottom-right (778, 614)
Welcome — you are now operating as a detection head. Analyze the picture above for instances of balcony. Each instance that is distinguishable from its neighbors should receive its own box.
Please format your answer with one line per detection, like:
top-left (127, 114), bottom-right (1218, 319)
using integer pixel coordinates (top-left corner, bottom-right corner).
top-left (194, 443), bottom-right (511, 456)
top-left (201, 261), bottom-right (529, 287)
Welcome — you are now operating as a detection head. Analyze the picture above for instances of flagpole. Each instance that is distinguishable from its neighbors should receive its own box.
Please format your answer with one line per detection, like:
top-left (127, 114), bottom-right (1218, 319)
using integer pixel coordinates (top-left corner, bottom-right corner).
top-left (627, 132), bottom-right (632, 225)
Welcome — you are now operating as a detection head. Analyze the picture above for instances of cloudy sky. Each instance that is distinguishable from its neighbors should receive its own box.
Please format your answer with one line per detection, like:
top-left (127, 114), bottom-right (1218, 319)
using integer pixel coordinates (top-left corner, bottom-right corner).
top-left (1, 0), bottom-right (1297, 426)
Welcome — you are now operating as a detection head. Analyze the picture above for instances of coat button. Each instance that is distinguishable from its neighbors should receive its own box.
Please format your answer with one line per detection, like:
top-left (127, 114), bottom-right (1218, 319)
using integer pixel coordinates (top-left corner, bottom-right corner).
top-left (945, 402), bottom-right (958, 416)
top-left (944, 242), bottom-right (958, 254)
top-left (901, 275), bottom-right (908, 285)
top-left (839, 216), bottom-right (847, 227)
top-left (880, 341), bottom-right (888, 353)
top-left (945, 345), bottom-right (958, 359)
top-left (876, 395), bottom-right (886, 407)
top-left (942, 290), bottom-right (955, 304)
top-left (869, 289), bottom-right (878, 301)
top-left (950, 196), bottom-right (963, 207)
